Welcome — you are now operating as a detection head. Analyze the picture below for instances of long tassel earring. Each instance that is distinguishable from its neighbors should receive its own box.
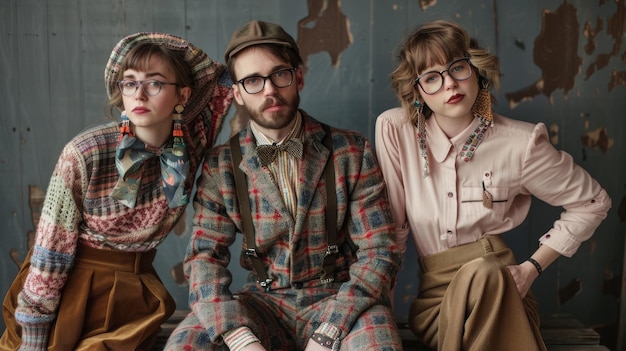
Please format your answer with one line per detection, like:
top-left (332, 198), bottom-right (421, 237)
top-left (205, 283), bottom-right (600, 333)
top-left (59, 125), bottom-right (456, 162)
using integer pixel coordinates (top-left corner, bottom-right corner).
top-left (119, 111), bottom-right (132, 141)
top-left (172, 104), bottom-right (186, 156)
top-left (414, 100), bottom-right (429, 178)
top-left (472, 79), bottom-right (494, 126)
top-left (160, 103), bottom-right (190, 208)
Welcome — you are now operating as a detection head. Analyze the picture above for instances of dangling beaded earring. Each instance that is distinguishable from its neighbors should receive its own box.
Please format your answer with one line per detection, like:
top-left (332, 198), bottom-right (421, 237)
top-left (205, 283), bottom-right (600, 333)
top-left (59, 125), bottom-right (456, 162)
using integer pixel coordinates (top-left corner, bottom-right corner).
top-left (414, 100), bottom-right (430, 178)
top-left (119, 110), bottom-right (132, 141)
top-left (172, 104), bottom-right (186, 156)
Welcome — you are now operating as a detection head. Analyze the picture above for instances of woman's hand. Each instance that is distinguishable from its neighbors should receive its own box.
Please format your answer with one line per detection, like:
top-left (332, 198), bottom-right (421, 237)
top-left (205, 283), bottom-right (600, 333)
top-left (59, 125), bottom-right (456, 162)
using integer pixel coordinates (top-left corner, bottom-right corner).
top-left (507, 261), bottom-right (539, 298)
top-left (508, 245), bottom-right (561, 298)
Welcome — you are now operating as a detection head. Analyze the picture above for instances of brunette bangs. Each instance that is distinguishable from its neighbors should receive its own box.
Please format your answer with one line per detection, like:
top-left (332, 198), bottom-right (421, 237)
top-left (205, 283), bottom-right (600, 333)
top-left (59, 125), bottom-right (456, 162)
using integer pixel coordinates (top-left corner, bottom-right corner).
top-left (413, 33), bottom-right (467, 75)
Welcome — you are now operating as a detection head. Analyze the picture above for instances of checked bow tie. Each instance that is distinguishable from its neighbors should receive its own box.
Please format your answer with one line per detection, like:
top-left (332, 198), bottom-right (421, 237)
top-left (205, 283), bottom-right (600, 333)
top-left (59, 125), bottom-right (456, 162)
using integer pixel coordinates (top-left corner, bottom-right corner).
top-left (256, 139), bottom-right (303, 166)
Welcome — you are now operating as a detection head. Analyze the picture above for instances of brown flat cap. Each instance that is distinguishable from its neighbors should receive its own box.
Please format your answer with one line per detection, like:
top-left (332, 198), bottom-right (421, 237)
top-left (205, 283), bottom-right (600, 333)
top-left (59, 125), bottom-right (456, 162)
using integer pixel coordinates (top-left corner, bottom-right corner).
top-left (224, 20), bottom-right (299, 61)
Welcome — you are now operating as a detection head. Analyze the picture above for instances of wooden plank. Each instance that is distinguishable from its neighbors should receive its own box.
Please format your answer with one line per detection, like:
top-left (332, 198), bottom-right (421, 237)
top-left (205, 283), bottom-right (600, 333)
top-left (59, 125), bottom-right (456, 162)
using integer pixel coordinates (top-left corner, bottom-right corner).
top-left (47, 0), bottom-right (83, 172)
top-left (16, 0), bottom-right (50, 186)
top-left (399, 314), bottom-right (603, 350)
top-left (546, 346), bottom-right (610, 351)
top-left (618, 227), bottom-right (626, 351)
top-left (152, 0), bottom-right (186, 37)
top-left (540, 313), bottom-right (586, 329)
top-left (540, 328), bottom-right (601, 345)
top-left (400, 328), bottom-right (433, 351)
top-left (78, 0), bottom-right (117, 123)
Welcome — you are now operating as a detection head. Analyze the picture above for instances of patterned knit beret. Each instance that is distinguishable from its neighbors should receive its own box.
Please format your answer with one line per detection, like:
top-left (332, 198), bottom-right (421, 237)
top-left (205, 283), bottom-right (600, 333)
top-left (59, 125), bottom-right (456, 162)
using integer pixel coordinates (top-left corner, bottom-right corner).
top-left (104, 32), bottom-right (233, 150)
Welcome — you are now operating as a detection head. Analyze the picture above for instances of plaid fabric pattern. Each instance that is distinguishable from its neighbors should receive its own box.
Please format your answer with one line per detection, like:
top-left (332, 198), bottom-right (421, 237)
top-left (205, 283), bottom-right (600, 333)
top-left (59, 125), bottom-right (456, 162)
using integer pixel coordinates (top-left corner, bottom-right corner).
top-left (168, 112), bottom-right (401, 349)
top-left (166, 286), bottom-right (402, 350)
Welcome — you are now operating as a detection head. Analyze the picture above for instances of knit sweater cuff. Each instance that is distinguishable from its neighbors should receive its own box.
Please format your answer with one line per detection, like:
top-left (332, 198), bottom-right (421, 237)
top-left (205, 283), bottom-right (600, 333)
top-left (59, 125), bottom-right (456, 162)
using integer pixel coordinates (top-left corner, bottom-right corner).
top-left (19, 323), bottom-right (51, 351)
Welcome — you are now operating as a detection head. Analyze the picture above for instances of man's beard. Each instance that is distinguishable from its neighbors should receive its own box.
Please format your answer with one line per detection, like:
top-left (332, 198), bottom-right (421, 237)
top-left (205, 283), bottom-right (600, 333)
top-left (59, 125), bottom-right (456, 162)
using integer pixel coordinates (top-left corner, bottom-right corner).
top-left (245, 93), bottom-right (300, 131)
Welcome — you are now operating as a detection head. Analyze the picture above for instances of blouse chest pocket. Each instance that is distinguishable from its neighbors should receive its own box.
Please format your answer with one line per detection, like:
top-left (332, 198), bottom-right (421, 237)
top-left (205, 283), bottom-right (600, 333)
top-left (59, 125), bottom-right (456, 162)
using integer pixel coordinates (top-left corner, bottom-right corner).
top-left (460, 186), bottom-right (509, 216)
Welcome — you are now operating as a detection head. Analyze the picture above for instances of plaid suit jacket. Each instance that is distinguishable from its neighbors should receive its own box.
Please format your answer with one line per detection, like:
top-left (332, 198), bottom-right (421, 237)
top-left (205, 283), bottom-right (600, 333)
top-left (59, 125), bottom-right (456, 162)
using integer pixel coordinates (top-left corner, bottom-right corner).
top-left (186, 111), bottom-right (400, 341)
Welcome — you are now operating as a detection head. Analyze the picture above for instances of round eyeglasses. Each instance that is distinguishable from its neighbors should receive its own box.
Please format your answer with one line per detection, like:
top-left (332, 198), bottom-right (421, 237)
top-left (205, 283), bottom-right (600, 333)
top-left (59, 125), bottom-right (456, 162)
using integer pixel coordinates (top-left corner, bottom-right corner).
top-left (237, 68), bottom-right (297, 94)
top-left (117, 79), bottom-right (179, 97)
top-left (414, 58), bottom-right (473, 95)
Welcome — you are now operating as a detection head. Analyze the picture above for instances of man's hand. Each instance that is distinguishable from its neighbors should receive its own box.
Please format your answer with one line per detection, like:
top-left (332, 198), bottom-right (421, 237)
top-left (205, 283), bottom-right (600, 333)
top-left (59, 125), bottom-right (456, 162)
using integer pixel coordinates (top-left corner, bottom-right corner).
top-left (304, 339), bottom-right (333, 351)
top-left (240, 342), bottom-right (268, 351)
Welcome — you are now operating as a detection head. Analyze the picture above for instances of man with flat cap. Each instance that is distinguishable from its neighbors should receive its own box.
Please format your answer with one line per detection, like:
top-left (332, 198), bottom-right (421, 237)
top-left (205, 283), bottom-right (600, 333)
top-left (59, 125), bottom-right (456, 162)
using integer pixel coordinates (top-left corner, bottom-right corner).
top-left (165, 20), bottom-right (402, 351)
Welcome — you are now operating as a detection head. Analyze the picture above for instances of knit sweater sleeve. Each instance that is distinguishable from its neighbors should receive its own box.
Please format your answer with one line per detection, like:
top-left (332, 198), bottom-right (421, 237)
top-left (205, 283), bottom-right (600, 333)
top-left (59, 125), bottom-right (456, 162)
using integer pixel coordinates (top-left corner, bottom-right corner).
top-left (15, 142), bottom-right (85, 350)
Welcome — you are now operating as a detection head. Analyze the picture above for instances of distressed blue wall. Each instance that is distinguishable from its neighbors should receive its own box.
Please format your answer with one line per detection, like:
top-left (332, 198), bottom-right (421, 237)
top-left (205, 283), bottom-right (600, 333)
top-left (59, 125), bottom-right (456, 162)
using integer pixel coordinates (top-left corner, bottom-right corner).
top-left (1, 0), bottom-right (624, 347)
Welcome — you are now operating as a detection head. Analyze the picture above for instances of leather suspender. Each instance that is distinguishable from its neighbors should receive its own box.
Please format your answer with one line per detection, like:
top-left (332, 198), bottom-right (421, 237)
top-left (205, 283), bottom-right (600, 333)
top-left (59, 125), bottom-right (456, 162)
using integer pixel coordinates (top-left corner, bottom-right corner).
top-left (229, 123), bottom-right (337, 291)
top-left (319, 123), bottom-right (338, 284)
top-left (230, 134), bottom-right (272, 290)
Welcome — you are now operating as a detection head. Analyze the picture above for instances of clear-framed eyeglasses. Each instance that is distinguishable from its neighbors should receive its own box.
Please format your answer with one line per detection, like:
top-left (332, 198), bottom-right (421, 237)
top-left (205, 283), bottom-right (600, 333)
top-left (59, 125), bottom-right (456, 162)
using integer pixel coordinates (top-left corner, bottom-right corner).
top-left (117, 79), bottom-right (179, 97)
top-left (414, 58), bottom-right (473, 95)
top-left (237, 68), bottom-right (297, 94)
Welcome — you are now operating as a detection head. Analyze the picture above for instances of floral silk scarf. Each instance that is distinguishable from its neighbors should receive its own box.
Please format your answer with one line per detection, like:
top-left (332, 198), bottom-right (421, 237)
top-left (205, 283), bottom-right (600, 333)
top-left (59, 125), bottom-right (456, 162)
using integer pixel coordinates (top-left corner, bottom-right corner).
top-left (110, 134), bottom-right (189, 208)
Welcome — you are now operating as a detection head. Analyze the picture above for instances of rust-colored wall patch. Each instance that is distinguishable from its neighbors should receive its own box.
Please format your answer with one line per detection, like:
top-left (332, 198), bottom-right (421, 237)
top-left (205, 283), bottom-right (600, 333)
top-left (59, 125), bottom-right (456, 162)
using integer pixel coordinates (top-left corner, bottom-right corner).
top-left (506, 2), bottom-right (581, 109)
top-left (297, 0), bottom-right (353, 73)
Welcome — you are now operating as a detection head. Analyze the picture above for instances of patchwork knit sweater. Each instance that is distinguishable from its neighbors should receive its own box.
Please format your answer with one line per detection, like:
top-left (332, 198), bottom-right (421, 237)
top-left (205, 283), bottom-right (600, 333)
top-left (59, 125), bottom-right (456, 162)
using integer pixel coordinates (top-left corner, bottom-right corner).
top-left (14, 115), bottom-right (219, 349)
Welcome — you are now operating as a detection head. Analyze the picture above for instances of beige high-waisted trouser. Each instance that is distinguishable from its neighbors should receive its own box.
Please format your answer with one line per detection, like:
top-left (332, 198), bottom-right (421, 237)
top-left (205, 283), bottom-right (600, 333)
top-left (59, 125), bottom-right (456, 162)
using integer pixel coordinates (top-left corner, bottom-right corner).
top-left (409, 235), bottom-right (547, 351)
top-left (1, 244), bottom-right (174, 351)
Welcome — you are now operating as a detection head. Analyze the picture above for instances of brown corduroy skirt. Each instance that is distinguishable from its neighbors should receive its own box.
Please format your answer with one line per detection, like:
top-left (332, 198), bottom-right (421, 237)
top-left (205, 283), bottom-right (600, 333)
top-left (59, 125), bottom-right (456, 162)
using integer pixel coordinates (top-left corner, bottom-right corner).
top-left (1, 244), bottom-right (175, 351)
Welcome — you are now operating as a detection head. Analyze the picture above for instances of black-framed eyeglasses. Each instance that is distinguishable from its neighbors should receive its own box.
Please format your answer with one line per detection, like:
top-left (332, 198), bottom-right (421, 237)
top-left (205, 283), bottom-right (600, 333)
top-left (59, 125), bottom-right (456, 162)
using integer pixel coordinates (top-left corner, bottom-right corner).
top-left (236, 68), bottom-right (297, 94)
top-left (117, 79), bottom-right (179, 97)
top-left (414, 58), bottom-right (473, 95)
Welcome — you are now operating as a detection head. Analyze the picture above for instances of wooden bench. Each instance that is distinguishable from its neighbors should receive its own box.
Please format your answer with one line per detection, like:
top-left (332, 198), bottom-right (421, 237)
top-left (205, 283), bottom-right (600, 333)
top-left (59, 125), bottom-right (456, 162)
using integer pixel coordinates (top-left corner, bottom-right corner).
top-left (400, 313), bottom-right (610, 351)
top-left (539, 314), bottom-right (609, 350)
top-left (153, 310), bottom-right (188, 350)
top-left (153, 311), bottom-right (610, 350)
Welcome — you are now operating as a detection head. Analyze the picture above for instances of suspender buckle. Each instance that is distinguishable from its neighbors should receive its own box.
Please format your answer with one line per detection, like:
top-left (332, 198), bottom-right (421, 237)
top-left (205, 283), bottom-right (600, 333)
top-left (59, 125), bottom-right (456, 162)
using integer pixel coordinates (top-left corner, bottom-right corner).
top-left (245, 248), bottom-right (259, 257)
top-left (321, 245), bottom-right (339, 284)
top-left (320, 276), bottom-right (335, 284)
top-left (325, 245), bottom-right (339, 255)
top-left (258, 278), bottom-right (273, 292)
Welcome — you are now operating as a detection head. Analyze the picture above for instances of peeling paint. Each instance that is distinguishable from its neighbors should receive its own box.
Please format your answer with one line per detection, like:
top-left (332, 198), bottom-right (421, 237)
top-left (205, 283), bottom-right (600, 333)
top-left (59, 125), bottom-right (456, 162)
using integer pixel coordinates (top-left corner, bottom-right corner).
top-left (584, 0), bottom-right (625, 82)
top-left (8, 185), bottom-right (42, 268)
top-left (582, 18), bottom-right (602, 55)
top-left (507, 1), bottom-right (625, 108)
top-left (558, 277), bottom-right (582, 305)
top-left (580, 126), bottom-right (613, 153)
top-left (506, 2), bottom-right (581, 108)
top-left (297, 0), bottom-right (353, 74)
top-left (609, 69), bottom-right (626, 91)
top-left (418, 0), bottom-right (437, 12)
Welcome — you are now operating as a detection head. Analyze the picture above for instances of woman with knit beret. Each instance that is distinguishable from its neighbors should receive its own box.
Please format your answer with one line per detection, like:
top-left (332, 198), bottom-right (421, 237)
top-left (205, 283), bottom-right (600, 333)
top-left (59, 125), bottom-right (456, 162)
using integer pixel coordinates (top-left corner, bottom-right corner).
top-left (0, 32), bottom-right (233, 350)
